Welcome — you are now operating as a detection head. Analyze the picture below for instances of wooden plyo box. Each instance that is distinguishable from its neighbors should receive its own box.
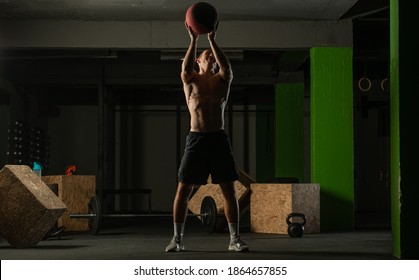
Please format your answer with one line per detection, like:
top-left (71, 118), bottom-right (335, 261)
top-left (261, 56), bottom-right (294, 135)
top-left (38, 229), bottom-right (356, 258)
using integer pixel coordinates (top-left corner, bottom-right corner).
top-left (42, 175), bottom-right (96, 231)
top-left (250, 183), bottom-right (320, 234)
top-left (0, 165), bottom-right (67, 248)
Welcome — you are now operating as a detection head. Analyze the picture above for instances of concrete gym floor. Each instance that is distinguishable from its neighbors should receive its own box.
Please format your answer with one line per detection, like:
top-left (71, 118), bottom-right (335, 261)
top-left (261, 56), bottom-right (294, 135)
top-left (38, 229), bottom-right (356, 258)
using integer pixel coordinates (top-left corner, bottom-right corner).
top-left (0, 216), bottom-right (393, 260)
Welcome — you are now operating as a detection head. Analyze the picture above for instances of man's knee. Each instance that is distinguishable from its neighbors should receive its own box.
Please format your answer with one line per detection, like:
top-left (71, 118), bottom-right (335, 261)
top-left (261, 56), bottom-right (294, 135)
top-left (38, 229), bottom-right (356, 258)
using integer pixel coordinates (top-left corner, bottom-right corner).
top-left (176, 182), bottom-right (194, 198)
top-left (219, 182), bottom-right (236, 198)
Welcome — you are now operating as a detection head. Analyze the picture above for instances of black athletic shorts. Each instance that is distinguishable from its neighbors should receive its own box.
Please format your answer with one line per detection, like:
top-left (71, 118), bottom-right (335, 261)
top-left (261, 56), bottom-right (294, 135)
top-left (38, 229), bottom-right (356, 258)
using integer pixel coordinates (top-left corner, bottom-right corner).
top-left (178, 130), bottom-right (239, 185)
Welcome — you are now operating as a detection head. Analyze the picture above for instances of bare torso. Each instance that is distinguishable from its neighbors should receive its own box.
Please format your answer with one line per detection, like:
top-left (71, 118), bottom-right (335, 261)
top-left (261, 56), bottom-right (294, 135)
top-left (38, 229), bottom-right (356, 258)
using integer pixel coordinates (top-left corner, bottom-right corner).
top-left (184, 73), bottom-right (230, 132)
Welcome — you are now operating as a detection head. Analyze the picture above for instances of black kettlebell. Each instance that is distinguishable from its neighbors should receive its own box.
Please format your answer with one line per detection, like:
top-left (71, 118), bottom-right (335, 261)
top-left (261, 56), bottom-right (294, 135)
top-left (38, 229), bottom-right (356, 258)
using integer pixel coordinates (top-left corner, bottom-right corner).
top-left (286, 213), bottom-right (306, 238)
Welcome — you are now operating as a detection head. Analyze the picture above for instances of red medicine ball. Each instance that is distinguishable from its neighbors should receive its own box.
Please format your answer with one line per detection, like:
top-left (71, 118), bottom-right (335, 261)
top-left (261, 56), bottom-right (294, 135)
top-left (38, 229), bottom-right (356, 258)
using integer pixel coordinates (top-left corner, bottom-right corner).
top-left (185, 2), bottom-right (219, 34)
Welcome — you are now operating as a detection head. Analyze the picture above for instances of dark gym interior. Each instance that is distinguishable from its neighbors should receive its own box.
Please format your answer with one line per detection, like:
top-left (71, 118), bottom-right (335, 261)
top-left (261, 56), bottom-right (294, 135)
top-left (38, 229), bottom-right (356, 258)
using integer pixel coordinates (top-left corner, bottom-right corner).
top-left (0, 0), bottom-right (418, 261)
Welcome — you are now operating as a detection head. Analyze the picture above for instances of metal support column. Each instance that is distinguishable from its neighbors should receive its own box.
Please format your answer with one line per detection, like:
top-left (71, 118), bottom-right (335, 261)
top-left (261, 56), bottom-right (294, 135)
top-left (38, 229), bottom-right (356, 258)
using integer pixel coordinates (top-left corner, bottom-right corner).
top-left (98, 67), bottom-right (116, 212)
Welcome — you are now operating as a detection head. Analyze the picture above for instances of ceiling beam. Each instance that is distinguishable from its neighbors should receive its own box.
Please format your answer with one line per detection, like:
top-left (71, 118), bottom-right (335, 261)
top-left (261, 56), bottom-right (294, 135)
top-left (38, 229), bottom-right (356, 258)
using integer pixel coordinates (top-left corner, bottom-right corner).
top-left (0, 20), bottom-right (352, 49)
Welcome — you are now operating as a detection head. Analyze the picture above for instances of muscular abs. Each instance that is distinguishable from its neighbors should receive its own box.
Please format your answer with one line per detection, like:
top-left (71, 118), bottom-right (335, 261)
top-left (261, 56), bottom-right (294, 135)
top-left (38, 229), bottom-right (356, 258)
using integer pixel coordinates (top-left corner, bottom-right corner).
top-left (184, 74), bottom-right (229, 132)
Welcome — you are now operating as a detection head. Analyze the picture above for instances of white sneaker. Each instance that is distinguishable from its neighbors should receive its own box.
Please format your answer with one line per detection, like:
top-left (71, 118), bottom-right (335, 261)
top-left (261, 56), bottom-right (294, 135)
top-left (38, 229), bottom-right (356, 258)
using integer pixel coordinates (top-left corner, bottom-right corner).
top-left (165, 236), bottom-right (185, 252)
top-left (228, 238), bottom-right (250, 252)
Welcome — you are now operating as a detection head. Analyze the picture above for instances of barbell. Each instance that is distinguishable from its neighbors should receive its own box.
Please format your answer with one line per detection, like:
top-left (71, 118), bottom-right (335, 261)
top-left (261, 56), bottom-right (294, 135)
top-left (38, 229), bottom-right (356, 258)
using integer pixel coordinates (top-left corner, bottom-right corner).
top-left (69, 195), bottom-right (219, 235)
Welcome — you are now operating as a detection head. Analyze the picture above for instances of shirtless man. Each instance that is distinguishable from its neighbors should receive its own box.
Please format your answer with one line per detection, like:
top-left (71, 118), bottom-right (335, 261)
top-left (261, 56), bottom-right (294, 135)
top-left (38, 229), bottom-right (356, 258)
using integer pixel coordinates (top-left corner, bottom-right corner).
top-left (165, 23), bottom-right (249, 252)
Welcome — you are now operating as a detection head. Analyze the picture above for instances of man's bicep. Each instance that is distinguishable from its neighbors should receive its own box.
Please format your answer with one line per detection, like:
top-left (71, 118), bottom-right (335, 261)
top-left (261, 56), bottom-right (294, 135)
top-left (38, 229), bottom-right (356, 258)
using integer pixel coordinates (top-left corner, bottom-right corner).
top-left (181, 70), bottom-right (196, 83)
top-left (218, 68), bottom-right (233, 84)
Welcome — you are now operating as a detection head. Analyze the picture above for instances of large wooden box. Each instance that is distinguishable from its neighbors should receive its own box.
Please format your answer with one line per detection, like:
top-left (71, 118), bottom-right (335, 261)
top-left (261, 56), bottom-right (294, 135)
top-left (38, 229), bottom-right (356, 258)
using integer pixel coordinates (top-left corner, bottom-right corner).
top-left (42, 175), bottom-right (96, 231)
top-left (0, 165), bottom-right (67, 247)
top-left (250, 183), bottom-right (320, 234)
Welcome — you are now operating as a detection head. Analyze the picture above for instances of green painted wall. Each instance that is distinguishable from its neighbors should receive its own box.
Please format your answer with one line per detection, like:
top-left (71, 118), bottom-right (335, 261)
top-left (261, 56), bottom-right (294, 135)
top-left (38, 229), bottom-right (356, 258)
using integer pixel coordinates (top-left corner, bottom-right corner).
top-left (256, 105), bottom-right (275, 183)
top-left (389, 0), bottom-right (400, 258)
top-left (310, 47), bottom-right (354, 231)
top-left (392, 0), bottom-right (419, 259)
top-left (274, 83), bottom-right (305, 182)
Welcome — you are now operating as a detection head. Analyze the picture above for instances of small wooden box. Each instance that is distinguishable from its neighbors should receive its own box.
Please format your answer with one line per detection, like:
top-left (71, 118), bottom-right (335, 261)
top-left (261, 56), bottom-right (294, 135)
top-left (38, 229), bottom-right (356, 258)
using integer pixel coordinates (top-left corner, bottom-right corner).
top-left (250, 183), bottom-right (320, 234)
top-left (42, 175), bottom-right (96, 231)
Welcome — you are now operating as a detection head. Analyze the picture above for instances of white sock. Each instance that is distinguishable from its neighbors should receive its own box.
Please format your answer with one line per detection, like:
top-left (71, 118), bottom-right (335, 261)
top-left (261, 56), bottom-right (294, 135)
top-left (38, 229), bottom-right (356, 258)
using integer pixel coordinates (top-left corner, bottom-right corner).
top-left (228, 223), bottom-right (239, 241)
top-left (174, 223), bottom-right (185, 241)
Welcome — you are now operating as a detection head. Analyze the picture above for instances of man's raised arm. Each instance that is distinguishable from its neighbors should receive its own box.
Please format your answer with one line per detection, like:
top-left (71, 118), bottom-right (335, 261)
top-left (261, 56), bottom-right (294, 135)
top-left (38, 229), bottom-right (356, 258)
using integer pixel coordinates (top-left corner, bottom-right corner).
top-left (208, 27), bottom-right (233, 84)
top-left (181, 23), bottom-right (198, 83)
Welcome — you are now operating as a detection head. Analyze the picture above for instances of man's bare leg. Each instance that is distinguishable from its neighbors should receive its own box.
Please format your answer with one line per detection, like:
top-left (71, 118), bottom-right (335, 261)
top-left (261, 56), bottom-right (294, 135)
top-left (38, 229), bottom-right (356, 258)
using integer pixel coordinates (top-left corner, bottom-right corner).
top-left (220, 182), bottom-right (249, 252)
top-left (166, 182), bottom-right (194, 252)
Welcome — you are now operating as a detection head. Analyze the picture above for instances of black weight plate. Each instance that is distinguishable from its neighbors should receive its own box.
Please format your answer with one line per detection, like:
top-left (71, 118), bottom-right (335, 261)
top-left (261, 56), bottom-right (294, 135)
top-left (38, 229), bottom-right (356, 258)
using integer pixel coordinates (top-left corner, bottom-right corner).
top-left (200, 196), bottom-right (217, 234)
top-left (88, 195), bottom-right (102, 235)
